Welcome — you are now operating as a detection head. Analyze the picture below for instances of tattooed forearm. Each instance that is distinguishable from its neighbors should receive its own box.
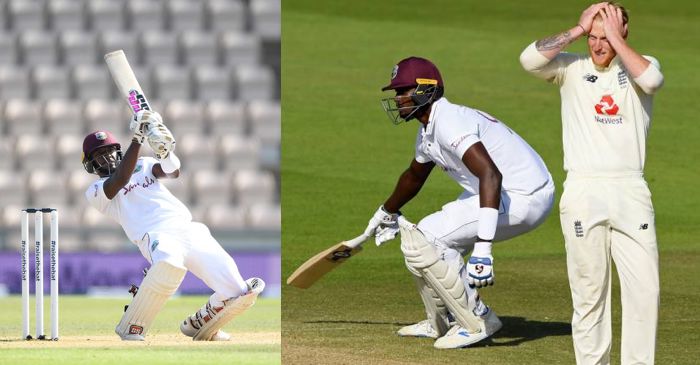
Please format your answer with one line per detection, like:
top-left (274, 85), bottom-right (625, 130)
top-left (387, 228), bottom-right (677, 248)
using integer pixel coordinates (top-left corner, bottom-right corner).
top-left (535, 31), bottom-right (574, 51)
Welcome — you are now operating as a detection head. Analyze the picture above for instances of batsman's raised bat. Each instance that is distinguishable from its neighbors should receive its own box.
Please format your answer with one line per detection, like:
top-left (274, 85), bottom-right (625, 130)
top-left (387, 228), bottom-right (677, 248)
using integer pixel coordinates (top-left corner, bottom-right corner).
top-left (104, 50), bottom-right (151, 115)
top-left (286, 233), bottom-right (369, 289)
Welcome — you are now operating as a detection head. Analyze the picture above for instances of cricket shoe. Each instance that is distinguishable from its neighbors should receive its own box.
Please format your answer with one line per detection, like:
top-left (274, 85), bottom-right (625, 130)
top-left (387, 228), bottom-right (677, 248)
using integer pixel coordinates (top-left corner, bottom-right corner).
top-left (120, 333), bottom-right (145, 341)
top-left (180, 305), bottom-right (232, 341)
top-left (433, 307), bottom-right (502, 349)
top-left (181, 278), bottom-right (265, 341)
top-left (397, 320), bottom-right (439, 339)
top-left (180, 325), bottom-right (231, 341)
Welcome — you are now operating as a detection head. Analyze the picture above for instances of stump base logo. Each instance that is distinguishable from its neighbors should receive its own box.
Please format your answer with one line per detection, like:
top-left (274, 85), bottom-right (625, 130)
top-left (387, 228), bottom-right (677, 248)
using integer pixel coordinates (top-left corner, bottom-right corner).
top-left (595, 95), bottom-right (619, 115)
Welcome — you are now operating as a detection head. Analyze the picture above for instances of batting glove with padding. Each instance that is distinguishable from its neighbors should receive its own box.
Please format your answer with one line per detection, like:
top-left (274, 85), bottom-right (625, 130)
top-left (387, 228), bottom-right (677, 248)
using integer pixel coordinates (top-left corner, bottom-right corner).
top-left (147, 122), bottom-right (176, 159)
top-left (364, 205), bottom-right (401, 246)
top-left (466, 253), bottom-right (494, 288)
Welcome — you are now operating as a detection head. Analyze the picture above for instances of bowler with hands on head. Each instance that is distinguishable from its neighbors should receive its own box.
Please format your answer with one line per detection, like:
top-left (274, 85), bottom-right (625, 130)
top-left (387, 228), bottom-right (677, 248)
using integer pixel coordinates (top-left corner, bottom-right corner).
top-left (520, 2), bottom-right (663, 364)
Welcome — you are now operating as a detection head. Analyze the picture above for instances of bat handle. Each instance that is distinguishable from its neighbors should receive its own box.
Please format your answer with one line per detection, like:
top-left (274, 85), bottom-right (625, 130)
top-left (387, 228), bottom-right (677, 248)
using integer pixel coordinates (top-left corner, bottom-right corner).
top-left (345, 234), bottom-right (370, 249)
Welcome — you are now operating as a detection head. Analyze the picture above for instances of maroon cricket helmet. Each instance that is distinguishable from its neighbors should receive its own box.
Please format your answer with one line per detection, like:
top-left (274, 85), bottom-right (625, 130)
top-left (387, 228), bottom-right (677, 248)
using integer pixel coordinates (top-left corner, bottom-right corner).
top-left (381, 57), bottom-right (444, 91)
top-left (82, 130), bottom-right (120, 163)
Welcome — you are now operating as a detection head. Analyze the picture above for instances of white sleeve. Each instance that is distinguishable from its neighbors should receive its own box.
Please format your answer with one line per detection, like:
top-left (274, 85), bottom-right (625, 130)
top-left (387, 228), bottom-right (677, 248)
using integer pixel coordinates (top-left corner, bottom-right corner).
top-left (633, 56), bottom-right (664, 95)
top-left (414, 129), bottom-right (431, 164)
top-left (140, 157), bottom-right (158, 178)
top-left (519, 41), bottom-right (577, 85)
top-left (438, 113), bottom-right (480, 161)
top-left (85, 179), bottom-right (111, 212)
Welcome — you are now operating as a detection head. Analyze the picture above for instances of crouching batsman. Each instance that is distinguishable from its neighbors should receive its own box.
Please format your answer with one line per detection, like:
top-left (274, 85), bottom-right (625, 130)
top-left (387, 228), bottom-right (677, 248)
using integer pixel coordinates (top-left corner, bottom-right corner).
top-left (367, 57), bottom-right (555, 348)
top-left (81, 110), bottom-right (264, 341)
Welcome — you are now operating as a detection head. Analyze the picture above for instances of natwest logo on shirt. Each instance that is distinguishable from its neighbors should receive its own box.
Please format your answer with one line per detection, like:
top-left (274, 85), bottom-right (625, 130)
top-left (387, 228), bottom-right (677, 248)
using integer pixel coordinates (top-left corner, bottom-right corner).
top-left (595, 95), bottom-right (619, 116)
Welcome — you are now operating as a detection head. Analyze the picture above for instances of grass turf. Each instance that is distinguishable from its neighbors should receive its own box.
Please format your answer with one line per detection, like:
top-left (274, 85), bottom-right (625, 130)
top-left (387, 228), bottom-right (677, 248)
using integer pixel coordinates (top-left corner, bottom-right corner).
top-left (0, 296), bottom-right (280, 365)
top-left (281, 1), bottom-right (700, 364)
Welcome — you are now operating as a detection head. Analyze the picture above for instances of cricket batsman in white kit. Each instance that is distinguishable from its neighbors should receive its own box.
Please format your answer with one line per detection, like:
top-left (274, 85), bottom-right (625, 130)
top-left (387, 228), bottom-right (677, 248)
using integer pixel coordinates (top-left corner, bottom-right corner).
top-left (81, 110), bottom-right (265, 341)
top-left (367, 56), bottom-right (555, 348)
top-left (520, 2), bottom-right (663, 364)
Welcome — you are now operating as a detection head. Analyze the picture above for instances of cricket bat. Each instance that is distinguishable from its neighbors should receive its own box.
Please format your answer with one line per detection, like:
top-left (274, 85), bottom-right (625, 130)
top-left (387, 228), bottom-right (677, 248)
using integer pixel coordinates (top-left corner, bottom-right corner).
top-left (287, 233), bottom-right (370, 289)
top-left (104, 50), bottom-right (151, 115)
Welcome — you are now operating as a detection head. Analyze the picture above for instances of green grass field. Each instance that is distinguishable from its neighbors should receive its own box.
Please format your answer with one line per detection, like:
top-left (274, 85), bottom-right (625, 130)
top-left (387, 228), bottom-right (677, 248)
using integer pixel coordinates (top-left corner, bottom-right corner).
top-left (0, 296), bottom-right (280, 365)
top-left (281, 1), bottom-right (700, 364)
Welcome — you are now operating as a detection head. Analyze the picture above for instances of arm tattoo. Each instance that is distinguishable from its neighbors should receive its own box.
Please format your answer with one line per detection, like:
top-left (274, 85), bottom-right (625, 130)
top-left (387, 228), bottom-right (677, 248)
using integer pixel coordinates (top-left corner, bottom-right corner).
top-left (536, 31), bottom-right (574, 51)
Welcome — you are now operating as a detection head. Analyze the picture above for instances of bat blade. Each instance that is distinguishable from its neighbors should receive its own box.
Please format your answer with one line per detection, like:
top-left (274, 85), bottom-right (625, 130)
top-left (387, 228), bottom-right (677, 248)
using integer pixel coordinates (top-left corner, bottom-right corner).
top-left (104, 49), bottom-right (151, 115)
top-left (286, 242), bottom-right (363, 289)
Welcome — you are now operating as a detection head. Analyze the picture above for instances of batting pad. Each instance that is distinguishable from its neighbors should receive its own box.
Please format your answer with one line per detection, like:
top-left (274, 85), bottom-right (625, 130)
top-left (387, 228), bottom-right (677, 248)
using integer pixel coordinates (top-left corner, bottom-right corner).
top-left (400, 225), bottom-right (480, 333)
top-left (115, 262), bottom-right (186, 339)
top-left (411, 273), bottom-right (450, 336)
top-left (193, 277), bottom-right (265, 341)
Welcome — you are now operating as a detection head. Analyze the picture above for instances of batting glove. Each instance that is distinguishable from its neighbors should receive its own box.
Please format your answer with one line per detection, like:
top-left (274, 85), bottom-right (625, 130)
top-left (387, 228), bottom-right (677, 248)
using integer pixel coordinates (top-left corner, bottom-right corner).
top-left (466, 254), bottom-right (494, 288)
top-left (130, 110), bottom-right (162, 144)
top-left (364, 205), bottom-right (401, 246)
top-left (147, 122), bottom-right (176, 159)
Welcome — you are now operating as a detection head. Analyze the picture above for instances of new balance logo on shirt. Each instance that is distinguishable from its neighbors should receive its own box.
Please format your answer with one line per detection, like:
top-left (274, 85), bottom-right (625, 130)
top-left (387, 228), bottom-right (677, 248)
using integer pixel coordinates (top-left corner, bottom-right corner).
top-left (583, 73), bottom-right (598, 83)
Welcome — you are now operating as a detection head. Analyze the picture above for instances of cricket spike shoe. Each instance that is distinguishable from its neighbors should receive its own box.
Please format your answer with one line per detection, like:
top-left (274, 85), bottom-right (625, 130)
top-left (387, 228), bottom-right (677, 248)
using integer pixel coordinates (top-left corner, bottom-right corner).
top-left (181, 278), bottom-right (265, 341)
top-left (180, 302), bottom-right (232, 341)
top-left (397, 320), bottom-right (439, 339)
top-left (433, 307), bottom-right (502, 349)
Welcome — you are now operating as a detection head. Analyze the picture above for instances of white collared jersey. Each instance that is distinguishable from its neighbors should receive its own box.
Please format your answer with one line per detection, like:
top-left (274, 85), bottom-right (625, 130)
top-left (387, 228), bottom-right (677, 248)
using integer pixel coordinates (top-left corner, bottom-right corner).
top-left (522, 45), bottom-right (661, 173)
top-left (414, 98), bottom-right (551, 196)
top-left (85, 157), bottom-right (192, 242)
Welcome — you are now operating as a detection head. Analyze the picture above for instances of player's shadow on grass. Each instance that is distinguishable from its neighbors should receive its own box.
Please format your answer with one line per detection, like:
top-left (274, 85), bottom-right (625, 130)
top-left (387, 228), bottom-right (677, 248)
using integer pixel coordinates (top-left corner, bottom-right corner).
top-left (306, 316), bottom-right (570, 347)
top-left (476, 316), bottom-right (571, 347)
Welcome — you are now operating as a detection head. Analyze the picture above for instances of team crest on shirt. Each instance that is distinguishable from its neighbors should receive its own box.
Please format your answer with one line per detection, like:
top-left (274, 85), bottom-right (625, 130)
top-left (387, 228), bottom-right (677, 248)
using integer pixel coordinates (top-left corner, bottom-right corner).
top-left (617, 70), bottom-right (628, 87)
top-left (594, 95), bottom-right (623, 125)
top-left (574, 221), bottom-right (584, 237)
top-left (133, 164), bottom-right (142, 174)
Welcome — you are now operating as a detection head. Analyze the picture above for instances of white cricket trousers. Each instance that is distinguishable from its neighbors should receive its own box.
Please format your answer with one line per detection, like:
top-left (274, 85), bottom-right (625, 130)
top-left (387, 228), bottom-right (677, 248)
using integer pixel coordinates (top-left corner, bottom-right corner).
top-left (418, 177), bottom-right (555, 255)
top-left (560, 172), bottom-right (659, 365)
top-left (137, 221), bottom-right (249, 305)
top-left (416, 177), bottom-right (554, 303)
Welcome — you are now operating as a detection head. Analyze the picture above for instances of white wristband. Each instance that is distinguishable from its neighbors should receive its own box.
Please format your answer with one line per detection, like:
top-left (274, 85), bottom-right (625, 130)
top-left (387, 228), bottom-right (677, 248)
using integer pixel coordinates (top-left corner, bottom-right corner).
top-left (477, 207), bottom-right (499, 241)
top-left (160, 152), bottom-right (180, 173)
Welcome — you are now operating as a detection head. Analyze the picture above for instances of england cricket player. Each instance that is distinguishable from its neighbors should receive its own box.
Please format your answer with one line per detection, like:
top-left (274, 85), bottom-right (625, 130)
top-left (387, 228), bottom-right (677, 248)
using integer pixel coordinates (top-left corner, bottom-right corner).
top-left (520, 2), bottom-right (663, 364)
top-left (366, 56), bottom-right (555, 348)
top-left (81, 111), bottom-right (265, 341)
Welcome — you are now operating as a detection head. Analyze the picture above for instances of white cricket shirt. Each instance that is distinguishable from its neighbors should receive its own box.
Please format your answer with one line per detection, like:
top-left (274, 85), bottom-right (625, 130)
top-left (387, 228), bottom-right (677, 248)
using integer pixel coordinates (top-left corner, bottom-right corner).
top-left (520, 42), bottom-right (661, 174)
top-left (85, 157), bottom-right (192, 242)
top-left (415, 97), bottom-right (551, 196)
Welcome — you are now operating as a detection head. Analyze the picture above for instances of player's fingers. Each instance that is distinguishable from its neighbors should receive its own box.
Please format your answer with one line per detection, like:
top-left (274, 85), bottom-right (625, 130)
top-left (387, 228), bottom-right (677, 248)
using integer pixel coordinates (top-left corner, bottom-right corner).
top-left (607, 4), bottom-right (617, 22)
